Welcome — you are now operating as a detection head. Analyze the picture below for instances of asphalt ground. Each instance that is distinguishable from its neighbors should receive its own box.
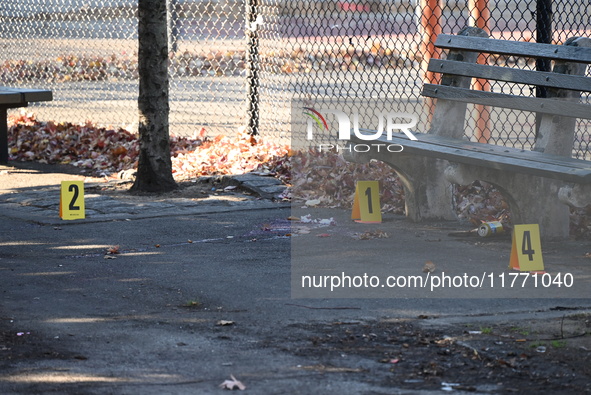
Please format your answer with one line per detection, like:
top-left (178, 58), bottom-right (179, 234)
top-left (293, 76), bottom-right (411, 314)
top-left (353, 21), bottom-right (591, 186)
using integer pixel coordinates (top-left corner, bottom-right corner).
top-left (0, 161), bottom-right (590, 394)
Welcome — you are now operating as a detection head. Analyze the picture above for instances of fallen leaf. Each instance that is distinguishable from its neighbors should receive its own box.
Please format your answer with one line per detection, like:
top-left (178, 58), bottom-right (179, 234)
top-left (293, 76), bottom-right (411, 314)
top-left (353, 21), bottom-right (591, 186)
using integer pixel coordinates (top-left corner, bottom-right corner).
top-left (422, 261), bottom-right (436, 273)
top-left (106, 245), bottom-right (120, 254)
top-left (219, 374), bottom-right (246, 390)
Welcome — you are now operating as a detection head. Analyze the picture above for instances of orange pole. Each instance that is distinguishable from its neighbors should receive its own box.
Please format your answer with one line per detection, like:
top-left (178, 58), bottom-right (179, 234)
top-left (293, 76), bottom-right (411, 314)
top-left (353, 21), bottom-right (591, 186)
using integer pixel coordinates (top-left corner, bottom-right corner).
top-left (420, 0), bottom-right (442, 121)
top-left (470, 0), bottom-right (491, 143)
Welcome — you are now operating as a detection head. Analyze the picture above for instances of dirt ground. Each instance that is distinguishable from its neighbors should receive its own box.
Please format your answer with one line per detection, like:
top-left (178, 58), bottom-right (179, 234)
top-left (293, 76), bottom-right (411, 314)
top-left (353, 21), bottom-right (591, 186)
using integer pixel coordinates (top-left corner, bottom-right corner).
top-left (266, 313), bottom-right (591, 393)
top-left (1, 308), bottom-right (590, 393)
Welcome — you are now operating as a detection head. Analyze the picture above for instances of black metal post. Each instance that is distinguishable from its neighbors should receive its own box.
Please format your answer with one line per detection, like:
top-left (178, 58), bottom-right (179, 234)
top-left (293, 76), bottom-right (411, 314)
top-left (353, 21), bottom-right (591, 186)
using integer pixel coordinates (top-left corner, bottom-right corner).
top-left (168, 0), bottom-right (178, 53)
top-left (536, 0), bottom-right (552, 96)
top-left (535, 0), bottom-right (552, 139)
top-left (0, 107), bottom-right (8, 164)
top-left (246, 0), bottom-right (260, 136)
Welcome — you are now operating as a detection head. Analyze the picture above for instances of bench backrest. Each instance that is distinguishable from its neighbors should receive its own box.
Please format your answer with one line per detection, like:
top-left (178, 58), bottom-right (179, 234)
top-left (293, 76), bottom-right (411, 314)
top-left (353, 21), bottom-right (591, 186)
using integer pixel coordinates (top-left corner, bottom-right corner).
top-left (424, 27), bottom-right (591, 157)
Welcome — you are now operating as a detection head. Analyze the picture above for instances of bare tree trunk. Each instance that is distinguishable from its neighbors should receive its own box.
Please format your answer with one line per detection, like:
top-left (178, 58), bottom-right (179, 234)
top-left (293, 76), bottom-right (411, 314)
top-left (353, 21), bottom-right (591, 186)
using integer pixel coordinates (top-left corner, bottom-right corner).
top-left (131, 0), bottom-right (177, 193)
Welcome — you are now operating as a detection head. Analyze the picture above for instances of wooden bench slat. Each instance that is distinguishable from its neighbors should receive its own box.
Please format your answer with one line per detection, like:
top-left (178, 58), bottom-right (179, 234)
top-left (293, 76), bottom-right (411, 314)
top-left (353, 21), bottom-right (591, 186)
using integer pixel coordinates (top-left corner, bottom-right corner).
top-left (352, 132), bottom-right (591, 184)
top-left (422, 84), bottom-right (591, 119)
top-left (428, 59), bottom-right (591, 93)
top-left (0, 87), bottom-right (52, 106)
top-left (356, 128), bottom-right (591, 170)
top-left (20, 89), bottom-right (53, 103)
top-left (406, 133), bottom-right (590, 169)
top-left (0, 92), bottom-right (24, 105)
top-left (435, 34), bottom-right (591, 63)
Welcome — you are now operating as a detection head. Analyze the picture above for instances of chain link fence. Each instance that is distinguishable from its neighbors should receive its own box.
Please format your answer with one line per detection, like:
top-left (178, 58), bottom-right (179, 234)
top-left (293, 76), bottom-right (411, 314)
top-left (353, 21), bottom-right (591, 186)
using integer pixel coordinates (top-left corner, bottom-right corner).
top-left (0, 0), bottom-right (249, 138)
top-left (0, 1), bottom-right (140, 130)
top-left (0, 1), bottom-right (590, 155)
top-left (284, 0), bottom-right (591, 157)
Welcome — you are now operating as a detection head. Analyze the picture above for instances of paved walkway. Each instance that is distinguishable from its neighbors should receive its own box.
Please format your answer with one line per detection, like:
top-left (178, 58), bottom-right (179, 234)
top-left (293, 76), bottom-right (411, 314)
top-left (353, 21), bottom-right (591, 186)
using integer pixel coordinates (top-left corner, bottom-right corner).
top-left (0, 172), bottom-right (288, 225)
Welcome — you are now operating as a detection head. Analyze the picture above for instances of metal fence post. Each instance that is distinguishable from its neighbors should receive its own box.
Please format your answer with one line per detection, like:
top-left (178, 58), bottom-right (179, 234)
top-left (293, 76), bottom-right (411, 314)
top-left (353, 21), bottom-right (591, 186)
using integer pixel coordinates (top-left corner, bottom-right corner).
top-left (246, 0), bottom-right (260, 136)
top-left (167, 0), bottom-right (178, 54)
top-left (419, 0), bottom-right (442, 123)
top-left (535, 0), bottom-right (552, 138)
top-left (536, 0), bottom-right (553, 93)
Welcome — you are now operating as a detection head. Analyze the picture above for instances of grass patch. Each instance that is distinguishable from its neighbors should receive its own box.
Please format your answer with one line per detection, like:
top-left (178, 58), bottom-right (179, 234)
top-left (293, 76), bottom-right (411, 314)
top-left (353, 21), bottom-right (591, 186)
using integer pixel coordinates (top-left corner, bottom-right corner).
top-left (509, 326), bottom-right (530, 336)
top-left (184, 299), bottom-right (202, 308)
top-left (551, 340), bottom-right (567, 349)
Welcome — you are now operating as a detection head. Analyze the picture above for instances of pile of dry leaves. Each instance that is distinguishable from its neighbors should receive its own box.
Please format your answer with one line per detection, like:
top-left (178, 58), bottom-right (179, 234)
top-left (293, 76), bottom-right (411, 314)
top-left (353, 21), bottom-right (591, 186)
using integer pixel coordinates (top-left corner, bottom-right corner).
top-left (265, 149), bottom-right (406, 215)
top-left (9, 112), bottom-right (141, 174)
top-left (7, 111), bottom-right (289, 179)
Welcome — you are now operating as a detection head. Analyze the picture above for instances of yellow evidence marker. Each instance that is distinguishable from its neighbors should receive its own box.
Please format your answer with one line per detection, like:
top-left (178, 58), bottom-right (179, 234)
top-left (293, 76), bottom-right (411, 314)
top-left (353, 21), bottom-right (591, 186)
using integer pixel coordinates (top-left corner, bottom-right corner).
top-left (59, 181), bottom-right (85, 220)
top-left (351, 181), bottom-right (382, 223)
top-left (509, 224), bottom-right (544, 273)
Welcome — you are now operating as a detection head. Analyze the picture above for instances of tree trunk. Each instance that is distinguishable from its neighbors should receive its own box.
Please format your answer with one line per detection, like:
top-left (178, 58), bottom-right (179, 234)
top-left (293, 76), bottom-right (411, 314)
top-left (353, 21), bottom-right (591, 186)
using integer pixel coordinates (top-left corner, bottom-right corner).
top-left (131, 0), bottom-right (177, 193)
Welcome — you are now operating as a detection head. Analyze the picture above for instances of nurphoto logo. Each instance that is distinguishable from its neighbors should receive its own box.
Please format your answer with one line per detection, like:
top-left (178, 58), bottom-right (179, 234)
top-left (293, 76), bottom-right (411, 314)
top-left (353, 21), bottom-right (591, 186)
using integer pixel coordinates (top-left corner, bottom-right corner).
top-left (302, 107), bottom-right (418, 153)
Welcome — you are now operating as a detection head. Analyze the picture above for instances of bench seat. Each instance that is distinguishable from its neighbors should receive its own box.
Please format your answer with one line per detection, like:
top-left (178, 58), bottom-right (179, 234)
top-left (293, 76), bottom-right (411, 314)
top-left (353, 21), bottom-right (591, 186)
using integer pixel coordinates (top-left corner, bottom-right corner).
top-left (351, 130), bottom-right (591, 184)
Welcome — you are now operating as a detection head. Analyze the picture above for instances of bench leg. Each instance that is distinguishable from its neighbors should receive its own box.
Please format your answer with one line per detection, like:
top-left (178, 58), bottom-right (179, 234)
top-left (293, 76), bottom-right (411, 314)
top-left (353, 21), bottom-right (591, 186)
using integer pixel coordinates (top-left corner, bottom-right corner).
top-left (343, 147), bottom-right (456, 221)
top-left (0, 107), bottom-right (7, 164)
top-left (559, 184), bottom-right (591, 208)
top-left (446, 163), bottom-right (570, 240)
top-left (400, 158), bottom-right (456, 221)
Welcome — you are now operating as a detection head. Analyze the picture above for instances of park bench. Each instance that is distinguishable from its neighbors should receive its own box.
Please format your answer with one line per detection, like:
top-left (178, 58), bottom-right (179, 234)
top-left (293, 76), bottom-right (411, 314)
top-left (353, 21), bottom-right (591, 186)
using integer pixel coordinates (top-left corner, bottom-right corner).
top-left (0, 86), bottom-right (53, 164)
top-left (346, 26), bottom-right (591, 239)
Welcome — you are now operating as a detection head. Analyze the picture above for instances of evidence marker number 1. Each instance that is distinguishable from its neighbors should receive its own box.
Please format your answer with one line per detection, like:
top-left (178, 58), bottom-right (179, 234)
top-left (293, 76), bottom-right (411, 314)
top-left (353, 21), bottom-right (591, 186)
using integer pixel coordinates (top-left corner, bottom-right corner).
top-left (351, 180), bottom-right (382, 223)
top-left (59, 181), bottom-right (85, 220)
